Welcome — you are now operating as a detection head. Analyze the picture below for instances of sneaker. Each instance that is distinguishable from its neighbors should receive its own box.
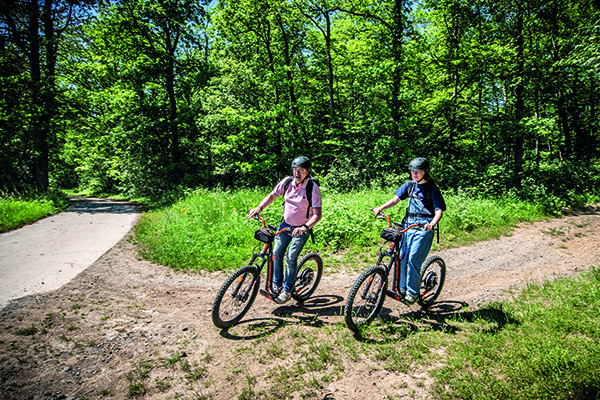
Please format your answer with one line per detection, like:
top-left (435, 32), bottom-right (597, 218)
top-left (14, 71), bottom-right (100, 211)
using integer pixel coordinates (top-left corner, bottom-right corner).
top-left (274, 290), bottom-right (291, 304)
top-left (272, 285), bottom-right (281, 295)
top-left (404, 293), bottom-right (418, 305)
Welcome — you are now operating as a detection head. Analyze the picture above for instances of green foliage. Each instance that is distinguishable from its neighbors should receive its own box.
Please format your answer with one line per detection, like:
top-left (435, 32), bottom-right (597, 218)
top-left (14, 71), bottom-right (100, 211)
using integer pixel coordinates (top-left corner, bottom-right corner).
top-left (2, 0), bottom-right (600, 212)
top-left (442, 189), bottom-right (546, 245)
top-left (435, 156), bottom-right (600, 216)
top-left (0, 190), bottom-right (70, 233)
top-left (134, 188), bottom-right (273, 271)
top-left (134, 187), bottom-right (549, 272)
top-left (316, 188), bottom-right (391, 251)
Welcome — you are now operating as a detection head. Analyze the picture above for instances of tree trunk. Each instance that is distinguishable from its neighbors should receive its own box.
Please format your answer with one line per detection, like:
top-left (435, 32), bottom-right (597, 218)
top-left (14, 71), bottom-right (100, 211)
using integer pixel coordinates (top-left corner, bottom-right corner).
top-left (390, 0), bottom-right (403, 143)
top-left (276, 13), bottom-right (300, 144)
top-left (324, 12), bottom-right (335, 126)
top-left (571, 72), bottom-right (585, 157)
top-left (30, 0), bottom-right (49, 190)
top-left (551, 0), bottom-right (570, 158)
top-left (590, 77), bottom-right (597, 153)
top-left (165, 34), bottom-right (181, 176)
top-left (514, 3), bottom-right (525, 175)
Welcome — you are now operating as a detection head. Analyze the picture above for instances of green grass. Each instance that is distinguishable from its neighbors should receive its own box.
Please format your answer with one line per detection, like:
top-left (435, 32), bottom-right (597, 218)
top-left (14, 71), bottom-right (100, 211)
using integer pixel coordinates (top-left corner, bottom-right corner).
top-left (431, 266), bottom-right (600, 400)
top-left (133, 187), bottom-right (548, 272)
top-left (218, 267), bottom-right (600, 400)
top-left (0, 190), bottom-right (70, 232)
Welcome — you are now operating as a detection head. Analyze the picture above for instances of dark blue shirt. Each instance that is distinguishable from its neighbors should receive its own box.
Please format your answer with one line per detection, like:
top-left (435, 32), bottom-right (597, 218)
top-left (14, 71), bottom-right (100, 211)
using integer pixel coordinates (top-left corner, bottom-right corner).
top-left (394, 181), bottom-right (446, 215)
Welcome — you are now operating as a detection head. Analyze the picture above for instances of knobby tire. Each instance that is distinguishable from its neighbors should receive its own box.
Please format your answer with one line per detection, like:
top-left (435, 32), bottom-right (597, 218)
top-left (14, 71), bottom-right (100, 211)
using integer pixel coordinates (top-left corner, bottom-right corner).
top-left (343, 265), bottom-right (387, 332)
top-left (212, 265), bottom-right (260, 328)
top-left (418, 255), bottom-right (446, 308)
top-left (292, 252), bottom-right (323, 301)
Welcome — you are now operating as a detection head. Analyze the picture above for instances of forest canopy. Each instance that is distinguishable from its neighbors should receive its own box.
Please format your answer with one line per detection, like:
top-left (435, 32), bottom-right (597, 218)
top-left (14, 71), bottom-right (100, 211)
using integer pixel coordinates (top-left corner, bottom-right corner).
top-left (1, 0), bottom-right (599, 211)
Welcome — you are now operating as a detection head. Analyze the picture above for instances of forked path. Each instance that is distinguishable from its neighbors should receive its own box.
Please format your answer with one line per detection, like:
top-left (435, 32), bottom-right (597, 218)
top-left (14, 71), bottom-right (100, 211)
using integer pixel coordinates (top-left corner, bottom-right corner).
top-left (0, 196), bottom-right (140, 309)
top-left (0, 204), bottom-right (599, 400)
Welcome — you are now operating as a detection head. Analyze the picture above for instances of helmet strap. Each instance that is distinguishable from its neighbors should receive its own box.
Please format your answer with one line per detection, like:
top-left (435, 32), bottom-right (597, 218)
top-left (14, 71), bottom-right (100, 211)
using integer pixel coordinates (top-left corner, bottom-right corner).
top-left (295, 170), bottom-right (309, 185)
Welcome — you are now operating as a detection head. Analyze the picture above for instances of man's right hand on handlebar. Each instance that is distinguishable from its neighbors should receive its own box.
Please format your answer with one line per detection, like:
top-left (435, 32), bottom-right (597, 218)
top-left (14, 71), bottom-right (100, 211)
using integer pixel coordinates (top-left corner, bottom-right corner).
top-left (248, 207), bottom-right (262, 219)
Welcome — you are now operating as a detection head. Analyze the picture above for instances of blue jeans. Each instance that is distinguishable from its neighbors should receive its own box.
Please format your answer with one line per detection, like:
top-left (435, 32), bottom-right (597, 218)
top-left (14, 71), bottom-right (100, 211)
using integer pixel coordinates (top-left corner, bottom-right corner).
top-left (273, 221), bottom-right (311, 293)
top-left (399, 227), bottom-right (434, 297)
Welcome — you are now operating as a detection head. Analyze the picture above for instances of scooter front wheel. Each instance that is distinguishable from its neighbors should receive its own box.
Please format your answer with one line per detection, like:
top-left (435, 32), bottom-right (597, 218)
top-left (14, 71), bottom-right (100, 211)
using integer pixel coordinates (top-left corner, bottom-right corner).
top-left (418, 255), bottom-right (446, 308)
top-left (343, 265), bottom-right (387, 332)
top-left (212, 265), bottom-right (260, 328)
top-left (292, 252), bottom-right (323, 301)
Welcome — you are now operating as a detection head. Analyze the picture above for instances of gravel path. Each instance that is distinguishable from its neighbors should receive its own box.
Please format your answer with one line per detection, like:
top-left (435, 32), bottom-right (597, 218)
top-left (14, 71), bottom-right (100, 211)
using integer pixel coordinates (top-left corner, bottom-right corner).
top-left (0, 205), bottom-right (598, 400)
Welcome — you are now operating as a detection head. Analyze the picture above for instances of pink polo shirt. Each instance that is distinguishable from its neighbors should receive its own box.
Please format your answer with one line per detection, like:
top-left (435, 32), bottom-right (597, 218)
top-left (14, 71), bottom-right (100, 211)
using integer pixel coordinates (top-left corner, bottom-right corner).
top-left (272, 177), bottom-right (322, 226)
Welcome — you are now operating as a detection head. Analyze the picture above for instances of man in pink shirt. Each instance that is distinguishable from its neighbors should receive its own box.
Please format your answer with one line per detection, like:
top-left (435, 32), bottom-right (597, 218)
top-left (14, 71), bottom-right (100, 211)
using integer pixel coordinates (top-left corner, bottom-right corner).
top-left (248, 156), bottom-right (323, 304)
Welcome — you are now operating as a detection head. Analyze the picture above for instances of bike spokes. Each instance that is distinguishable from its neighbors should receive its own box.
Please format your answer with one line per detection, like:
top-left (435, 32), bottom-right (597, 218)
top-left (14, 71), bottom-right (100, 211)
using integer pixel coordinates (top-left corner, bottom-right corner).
top-left (344, 266), bottom-right (387, 332)
top-left (222, 273), bottom-right (253, 316)
top-left (212, 265), bottom-right (260, 328)
top-left (292, 253), bottom-right (323, 301)
top-left (360, 275), bottom-right (379, 304)
top-left (294, 267), bottom-right (314, 293)
top-left (418, 255), bottom-right (446, 307)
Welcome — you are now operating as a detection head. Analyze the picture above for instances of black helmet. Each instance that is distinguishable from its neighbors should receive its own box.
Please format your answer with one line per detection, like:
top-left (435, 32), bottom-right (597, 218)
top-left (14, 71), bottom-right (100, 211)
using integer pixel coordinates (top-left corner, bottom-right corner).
top-left (291, 156), bottom-right (311, 170)
top-left (408, 157), bottom-right (430, 171)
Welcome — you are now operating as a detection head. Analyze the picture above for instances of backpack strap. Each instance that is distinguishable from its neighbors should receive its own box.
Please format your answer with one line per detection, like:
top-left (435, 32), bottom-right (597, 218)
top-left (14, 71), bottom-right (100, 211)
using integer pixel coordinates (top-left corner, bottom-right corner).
top-left (283, 177), bottom-right (314, 219)
top-left (404, 180), bottom-right (440, 244)
top-left (305, 179), bottom-right (314, 219)
top-left (283, 177), bottom-right (316, 244)
top-left (403, 181), bottom-right (416, 223)
top-left (405, 180), bottom-right (435, 217)
top-left (283, 177), bottom-right (293, 193)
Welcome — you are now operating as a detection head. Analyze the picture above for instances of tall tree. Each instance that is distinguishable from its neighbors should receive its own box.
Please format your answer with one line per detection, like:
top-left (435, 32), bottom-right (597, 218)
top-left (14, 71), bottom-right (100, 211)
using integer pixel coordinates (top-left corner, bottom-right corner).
top-left (297, 0), bottom-right (338, 128)
top-left (115, 0), bottom-right (206, 178)
top-left (513, 0), bottom-right (526, 174)
top-left (336, 0), bottom-right (408, 142)
top-left (0, 0), bottom-right (93, 189)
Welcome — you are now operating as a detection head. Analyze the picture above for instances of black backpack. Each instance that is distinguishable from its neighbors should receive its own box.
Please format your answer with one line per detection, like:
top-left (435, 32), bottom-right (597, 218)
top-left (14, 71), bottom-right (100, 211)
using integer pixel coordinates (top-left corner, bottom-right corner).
top-left (283, 176), bottom-right (320, 219)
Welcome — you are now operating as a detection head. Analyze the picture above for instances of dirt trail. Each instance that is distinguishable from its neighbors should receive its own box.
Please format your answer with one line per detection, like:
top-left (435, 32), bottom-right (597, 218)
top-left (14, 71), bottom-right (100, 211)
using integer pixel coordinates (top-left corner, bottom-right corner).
top-left (0, 207), bottom-right (598, 400)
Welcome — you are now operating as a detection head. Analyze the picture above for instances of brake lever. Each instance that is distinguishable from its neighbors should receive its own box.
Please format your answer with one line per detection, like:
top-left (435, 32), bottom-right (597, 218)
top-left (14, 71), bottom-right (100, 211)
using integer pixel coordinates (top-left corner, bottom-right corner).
top-left (249, 209), bottom-right (260, 220)
top-left (371, 208), bottom-right (385, 219)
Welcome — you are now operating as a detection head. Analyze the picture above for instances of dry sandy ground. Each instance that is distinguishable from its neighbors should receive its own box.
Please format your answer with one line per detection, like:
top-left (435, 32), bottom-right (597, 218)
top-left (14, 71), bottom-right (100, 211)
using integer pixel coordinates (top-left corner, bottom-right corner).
top-left (0, 206), bottom-right (599, 400)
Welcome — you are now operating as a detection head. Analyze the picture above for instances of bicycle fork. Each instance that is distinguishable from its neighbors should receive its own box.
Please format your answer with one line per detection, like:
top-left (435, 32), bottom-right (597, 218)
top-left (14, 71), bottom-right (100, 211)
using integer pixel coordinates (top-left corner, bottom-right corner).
top-left (360, 273), bottom-right (384, 304)
top-left (259, 253), bottom-right (279, 301)
top-left (419, 271), bottom-right (438, 303)
top-left (232, 274), bottom-right (256, 303)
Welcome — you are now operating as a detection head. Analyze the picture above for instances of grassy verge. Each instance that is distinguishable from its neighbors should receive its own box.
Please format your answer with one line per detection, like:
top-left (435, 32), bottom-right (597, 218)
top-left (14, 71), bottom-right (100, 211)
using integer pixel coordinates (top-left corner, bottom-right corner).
top-left (0, 190), bottom-right (70, 233)
top-left (431, 266), bottom-right (600, 399)
top-left (206, 267), bottom-right (600, 399)
top-left (133, 187), bottom-right (548, 273)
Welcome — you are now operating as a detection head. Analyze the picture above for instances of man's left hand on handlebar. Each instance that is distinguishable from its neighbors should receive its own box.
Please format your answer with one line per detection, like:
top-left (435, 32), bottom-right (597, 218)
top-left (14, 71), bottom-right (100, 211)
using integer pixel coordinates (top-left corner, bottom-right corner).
top-left (292, 225), bottom-right (309, 237)
top-left (423, 222), bottom-right (436, 231)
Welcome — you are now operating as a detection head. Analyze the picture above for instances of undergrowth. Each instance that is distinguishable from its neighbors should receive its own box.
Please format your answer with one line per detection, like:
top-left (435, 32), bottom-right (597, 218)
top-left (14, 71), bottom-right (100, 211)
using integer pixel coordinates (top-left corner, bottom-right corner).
top-left (0, 189), bottom-right (70, 233)
top-left (133, 187), bottom-right (548, 272)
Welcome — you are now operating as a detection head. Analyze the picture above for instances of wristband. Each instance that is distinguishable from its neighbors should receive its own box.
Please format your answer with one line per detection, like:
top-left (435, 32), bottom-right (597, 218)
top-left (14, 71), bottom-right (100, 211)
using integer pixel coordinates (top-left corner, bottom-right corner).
top-left (302, 224), bottom-right (310, 231)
